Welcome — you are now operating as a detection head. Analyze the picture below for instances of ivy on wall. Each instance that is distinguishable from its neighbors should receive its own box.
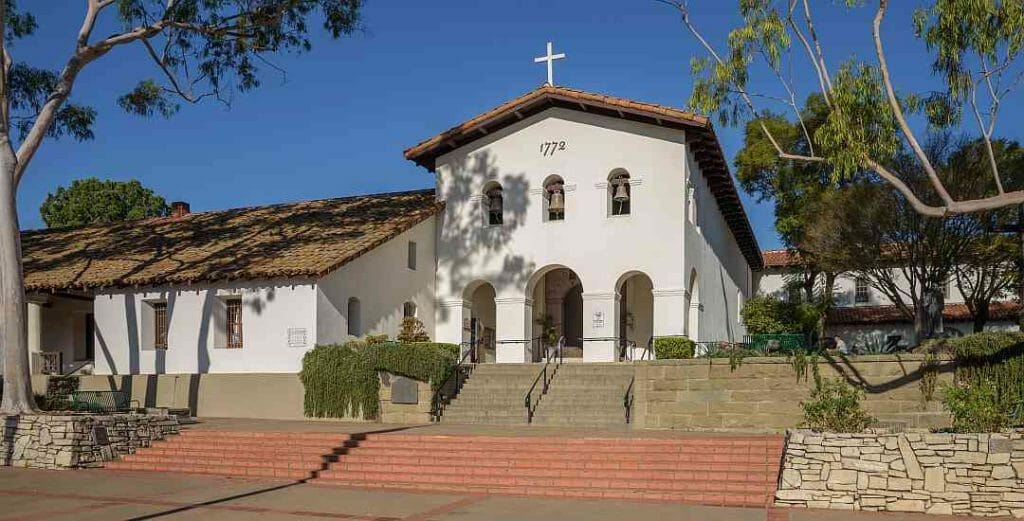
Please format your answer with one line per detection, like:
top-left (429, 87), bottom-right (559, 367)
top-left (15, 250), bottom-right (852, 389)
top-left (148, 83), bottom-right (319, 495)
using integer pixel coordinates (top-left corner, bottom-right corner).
top-left (300, 339), bottom-right (458, 420)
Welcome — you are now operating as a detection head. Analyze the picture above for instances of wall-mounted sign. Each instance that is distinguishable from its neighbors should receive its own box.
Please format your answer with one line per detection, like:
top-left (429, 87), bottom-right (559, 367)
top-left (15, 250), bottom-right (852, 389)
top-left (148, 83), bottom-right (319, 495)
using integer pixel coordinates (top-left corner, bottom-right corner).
top-left (287, 328), bottom-right (307, 348)
top-left (592, 311), bottom-right (605, 329)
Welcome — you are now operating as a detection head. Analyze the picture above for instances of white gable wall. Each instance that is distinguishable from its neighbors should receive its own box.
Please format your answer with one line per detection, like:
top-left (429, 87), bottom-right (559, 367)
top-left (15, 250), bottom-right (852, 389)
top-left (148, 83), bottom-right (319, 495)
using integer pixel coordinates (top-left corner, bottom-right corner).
top-left (432, 107), bottom-right (752, 360)
top-left (316, 217), bottom-right (437, 344)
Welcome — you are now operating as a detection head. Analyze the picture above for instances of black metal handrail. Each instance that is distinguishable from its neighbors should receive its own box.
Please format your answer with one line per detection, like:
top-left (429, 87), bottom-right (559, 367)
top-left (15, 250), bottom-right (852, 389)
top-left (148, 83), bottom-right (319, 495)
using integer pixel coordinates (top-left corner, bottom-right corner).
top-left (430, 342), bottom-right (474, 422)
top-left (624, 374), bottom-right (635, 424)
top-left (524, 337), bottom-right (564, 423)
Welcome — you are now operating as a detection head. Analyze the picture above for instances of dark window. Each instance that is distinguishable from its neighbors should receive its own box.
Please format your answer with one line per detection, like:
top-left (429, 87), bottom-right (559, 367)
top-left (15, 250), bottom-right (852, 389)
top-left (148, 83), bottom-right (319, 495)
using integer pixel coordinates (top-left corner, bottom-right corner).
top-left (407, 241), bottom-right (417, 270)
top-left (486, 186), bottom-right (504, 226)
top-left (348, 297), bottom-right (361, 336)
top-left (153, 302), bottom-right (168, 349)
top-left (226, 298), bottom-right (243, 349)
top-left (403, 301), bottom-right (417, 318)
top-left (84, 314), bottom-right (95, 360)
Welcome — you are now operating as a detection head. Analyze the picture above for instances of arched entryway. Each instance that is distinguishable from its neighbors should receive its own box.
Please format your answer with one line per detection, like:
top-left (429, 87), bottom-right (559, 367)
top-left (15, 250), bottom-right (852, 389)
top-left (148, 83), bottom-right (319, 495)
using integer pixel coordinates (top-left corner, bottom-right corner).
top-left (616, 271), bottom-right (654, 360)
top-left (464, 281), bottom-right (496, 363)
top-left (526, 265), bottom-right (584, 361)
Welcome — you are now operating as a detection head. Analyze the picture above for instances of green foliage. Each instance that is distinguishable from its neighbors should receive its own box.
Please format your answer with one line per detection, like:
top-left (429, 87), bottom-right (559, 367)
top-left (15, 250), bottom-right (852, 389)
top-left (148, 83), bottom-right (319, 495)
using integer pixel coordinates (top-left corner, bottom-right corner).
top-left (741, 295), bottom-right (820, 335)
top-left (397, 317), bottom-right (430, 343)
top-left (40, 178), bottom-right (169, 228)
top-left (653, 337), bottom-right (695, 359)
top-left (32, 376), bottom-right (80, 411)
top-left (919, 353), bottom-right (940, 403)
top-left (300, 339), bottom-right (458, 420)
top-left (535, 315), bottom-right (558, 346)
top-left (942, 380), bottom-right (1010, 432)
top-left (788, 349), bottom-right (820, 384)
top-left (927, 332), bottom-right (1024, 415)
top-left (801, 378), bottom-right (875, 433)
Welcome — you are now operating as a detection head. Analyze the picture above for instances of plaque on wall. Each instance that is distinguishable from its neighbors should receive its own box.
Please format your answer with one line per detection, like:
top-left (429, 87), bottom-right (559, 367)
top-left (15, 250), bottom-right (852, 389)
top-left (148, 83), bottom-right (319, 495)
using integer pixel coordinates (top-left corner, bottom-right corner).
top-left (391, 376), bottom-right (418, 404)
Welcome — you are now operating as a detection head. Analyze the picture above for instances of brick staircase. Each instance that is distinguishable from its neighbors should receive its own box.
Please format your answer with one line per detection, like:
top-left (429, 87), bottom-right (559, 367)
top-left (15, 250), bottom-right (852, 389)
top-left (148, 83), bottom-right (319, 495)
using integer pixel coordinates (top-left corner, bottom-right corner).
top-left (316, 433), bottom-right (785, 507)
top-left (104, 430), bottom-right (346, 480)
top-left (440, 363), bottom-right (634, 428)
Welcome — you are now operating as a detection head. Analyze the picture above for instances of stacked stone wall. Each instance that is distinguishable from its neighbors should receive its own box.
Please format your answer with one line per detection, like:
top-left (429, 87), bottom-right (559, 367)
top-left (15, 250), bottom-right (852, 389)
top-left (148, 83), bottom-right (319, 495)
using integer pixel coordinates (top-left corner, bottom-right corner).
top-left (776, 429), bottom-right (1024, 517)
top-left (0, 413), bottom-right (179, 469)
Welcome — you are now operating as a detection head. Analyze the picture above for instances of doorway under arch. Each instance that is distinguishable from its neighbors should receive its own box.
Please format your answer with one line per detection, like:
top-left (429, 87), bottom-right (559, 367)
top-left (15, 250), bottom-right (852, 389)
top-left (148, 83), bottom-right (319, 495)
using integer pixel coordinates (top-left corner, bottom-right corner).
top-left (616, 271), bottom-right (654, 360)
top-left (464, 281), bottom-right (496, 363)
top-left (526, 265), bottom-right (585, 360)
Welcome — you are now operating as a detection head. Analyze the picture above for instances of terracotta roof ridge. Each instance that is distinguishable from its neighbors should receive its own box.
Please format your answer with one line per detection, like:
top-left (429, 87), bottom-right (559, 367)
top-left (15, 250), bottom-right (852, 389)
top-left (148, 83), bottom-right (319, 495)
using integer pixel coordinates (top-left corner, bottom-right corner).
top-left (21, 187), bottom-right (437, 237)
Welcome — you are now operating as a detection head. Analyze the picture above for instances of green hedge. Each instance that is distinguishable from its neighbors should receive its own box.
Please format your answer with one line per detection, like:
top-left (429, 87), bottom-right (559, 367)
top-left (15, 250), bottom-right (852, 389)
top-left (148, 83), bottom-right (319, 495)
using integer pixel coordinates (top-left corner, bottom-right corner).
top-left (654, 337), bottom-right (695, 359)
top-left (300, 340), bottom-right (459, 420)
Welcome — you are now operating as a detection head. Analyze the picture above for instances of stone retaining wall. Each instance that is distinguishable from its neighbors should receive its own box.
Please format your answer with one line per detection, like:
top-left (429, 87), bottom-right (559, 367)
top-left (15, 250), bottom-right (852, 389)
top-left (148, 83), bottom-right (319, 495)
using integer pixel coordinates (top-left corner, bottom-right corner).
top-left (632, 355), bottom-right (953, 432)
top-left (1, 413), bottom-right (179, 469)
top-left (776, 429), bottom-right (1024, 517)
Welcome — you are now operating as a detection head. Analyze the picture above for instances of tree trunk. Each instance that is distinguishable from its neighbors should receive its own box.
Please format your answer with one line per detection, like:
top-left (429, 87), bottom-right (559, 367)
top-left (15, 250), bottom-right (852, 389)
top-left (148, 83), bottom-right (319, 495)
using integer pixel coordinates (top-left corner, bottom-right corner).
top-left (972, 299), bottom-right (990, 333)
top-left (0, 143), bottom-right (37, 415)
top-left (914, 287), bottom-right (945, 345)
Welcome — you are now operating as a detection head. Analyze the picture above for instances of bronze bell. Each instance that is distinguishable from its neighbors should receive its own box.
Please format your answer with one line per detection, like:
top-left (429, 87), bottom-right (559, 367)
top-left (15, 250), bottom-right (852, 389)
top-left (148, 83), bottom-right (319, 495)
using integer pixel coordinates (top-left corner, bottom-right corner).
top-left (613, 181), bottom-right (630, 202)
top-left (548, 189), bottom-right (564, 212)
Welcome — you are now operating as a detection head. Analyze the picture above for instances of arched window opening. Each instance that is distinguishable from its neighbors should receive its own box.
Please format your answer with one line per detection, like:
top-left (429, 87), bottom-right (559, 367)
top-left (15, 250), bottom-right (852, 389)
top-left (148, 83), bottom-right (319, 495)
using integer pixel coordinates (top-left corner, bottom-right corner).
top-left (347, 297), bottom-right (362, 336)
top-left (609, 170), bottom-right (631, 216)
top-left (544, 175), bottom-right (565, 222)
top-left (484, 183), bottom-right (504, 226)
top-left (403, 301), bottom-right (417, 318)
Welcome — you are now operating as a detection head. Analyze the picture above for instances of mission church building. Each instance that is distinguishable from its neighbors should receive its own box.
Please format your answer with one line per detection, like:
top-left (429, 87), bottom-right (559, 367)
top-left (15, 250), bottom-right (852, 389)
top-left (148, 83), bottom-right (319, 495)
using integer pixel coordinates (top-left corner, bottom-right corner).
top-left (19, 81), bottom-right (762, 376)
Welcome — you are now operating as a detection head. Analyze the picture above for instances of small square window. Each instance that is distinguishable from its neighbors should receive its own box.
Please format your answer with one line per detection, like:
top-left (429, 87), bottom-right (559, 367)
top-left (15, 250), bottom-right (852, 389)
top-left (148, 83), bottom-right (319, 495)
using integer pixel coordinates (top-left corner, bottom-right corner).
top-left (854, 278), bottom-right (870, 304)
top-left (407, 241), bottom-right (417, 270)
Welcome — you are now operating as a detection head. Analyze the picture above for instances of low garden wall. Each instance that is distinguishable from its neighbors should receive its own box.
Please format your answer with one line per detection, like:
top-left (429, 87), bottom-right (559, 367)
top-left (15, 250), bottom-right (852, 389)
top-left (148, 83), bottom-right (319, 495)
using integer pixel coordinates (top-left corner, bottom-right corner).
top-left (632, 354), bottom-right (954, 432)
top-left (1, 413), bottom-right (179, 469)
top-left (776, 429), bottom-right (1024, 517)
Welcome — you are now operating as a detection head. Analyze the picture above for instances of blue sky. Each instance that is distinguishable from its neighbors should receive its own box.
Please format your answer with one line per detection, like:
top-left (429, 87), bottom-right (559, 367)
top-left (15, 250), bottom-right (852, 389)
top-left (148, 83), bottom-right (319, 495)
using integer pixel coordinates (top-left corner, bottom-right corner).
top-left (16, 2), bottom-right (1021, 250)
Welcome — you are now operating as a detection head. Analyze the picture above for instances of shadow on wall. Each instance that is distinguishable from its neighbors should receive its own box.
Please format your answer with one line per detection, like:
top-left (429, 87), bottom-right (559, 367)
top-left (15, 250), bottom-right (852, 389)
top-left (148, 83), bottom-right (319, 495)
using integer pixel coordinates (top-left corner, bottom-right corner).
top-left (438, 150), bottom-right (534, 323)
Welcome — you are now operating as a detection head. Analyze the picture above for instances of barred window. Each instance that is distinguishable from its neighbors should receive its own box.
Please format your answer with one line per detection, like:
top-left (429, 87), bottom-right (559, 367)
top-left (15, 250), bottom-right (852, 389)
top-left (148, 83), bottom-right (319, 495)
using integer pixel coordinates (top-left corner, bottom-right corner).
top-left (226, 298), bottom-right (243, 349)
top-left (153, 302), bottom-right (168, 349)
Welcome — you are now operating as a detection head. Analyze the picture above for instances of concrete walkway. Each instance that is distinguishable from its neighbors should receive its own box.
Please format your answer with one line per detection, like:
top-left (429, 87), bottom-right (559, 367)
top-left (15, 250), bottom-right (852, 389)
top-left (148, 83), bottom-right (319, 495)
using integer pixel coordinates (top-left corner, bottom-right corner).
top-left (0, 468), bottom-right (1009, 521)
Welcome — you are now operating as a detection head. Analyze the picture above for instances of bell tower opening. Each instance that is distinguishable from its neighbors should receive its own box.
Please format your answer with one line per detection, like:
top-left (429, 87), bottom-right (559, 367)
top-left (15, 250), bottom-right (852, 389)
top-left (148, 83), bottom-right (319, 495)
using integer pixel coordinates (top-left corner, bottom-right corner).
top-left (608, 169), bottom-right (631, 216)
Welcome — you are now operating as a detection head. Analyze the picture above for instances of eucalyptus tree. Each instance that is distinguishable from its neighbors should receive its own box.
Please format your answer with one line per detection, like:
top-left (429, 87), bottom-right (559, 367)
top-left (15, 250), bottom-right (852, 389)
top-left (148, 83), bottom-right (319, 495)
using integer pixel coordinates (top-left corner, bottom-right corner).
top-left (658, 0), bottom-right (1024, 217)
top-left (0, 0), bottom-right (362, 414)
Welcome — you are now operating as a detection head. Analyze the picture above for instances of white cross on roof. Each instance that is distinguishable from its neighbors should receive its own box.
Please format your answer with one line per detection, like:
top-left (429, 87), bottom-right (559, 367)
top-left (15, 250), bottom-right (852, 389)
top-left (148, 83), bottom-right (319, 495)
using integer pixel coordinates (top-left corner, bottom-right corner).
top-left (534, 41), bottom-right (566, 86)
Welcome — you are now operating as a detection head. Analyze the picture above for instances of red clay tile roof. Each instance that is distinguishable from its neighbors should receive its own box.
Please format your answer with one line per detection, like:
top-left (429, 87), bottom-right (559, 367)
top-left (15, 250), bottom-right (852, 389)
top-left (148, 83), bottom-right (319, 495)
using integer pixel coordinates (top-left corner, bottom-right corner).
top-left (403, 84), bottom-right (763, 269)
top-left (827, 301), bottom-right (1021, 325)
top-left (22, 189), bottom-right (442, 291)
top-left (761, 249), bottom-right (803, 269)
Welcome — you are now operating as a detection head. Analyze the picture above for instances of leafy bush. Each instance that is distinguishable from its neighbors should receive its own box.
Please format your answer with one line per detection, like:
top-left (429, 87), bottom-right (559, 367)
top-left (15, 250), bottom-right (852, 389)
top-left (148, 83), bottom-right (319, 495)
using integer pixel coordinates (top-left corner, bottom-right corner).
top-left (654, 337), bottom-right (695, 359)
top-left (923, 332), bottom-right (1024, 416)
top-left (397, 317), bottom-right (430, 343)
top-left (801, 378), bottom-right (875, 432)
top-left (741, 295), bottom-right (820, 335)
top-left (941, 380), bottom-right (1010, 432)
top-left (300, 339), bottom-right (459, 420)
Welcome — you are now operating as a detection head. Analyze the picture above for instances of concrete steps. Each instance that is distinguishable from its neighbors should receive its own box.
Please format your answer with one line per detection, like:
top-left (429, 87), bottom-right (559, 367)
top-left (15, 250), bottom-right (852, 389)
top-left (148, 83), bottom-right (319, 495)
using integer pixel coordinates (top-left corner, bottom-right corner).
top-left (440, 364), bottom-right (536, 425)
top-left (315, 433), bottom-right (785, 507)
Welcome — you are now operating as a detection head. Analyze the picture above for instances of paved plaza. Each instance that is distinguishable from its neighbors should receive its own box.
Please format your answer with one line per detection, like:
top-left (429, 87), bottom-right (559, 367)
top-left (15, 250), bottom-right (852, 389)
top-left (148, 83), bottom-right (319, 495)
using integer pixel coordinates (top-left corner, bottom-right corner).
top-left (0, 466), bottom-right (1011, 521)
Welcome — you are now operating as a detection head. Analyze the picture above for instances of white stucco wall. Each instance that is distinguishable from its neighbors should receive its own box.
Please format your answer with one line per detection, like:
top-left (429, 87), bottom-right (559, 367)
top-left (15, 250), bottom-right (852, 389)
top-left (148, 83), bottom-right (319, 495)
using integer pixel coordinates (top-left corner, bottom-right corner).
top-left (757, 268), bottom-right (972, 307)
top-left (431, 107), bottom-right (753, 360)
top-left (316, 217), bottom-right (437, 344)
top-left (683, 149), bottom-right (751, 343)
top-left (93, 279), bottom-right (317, 375)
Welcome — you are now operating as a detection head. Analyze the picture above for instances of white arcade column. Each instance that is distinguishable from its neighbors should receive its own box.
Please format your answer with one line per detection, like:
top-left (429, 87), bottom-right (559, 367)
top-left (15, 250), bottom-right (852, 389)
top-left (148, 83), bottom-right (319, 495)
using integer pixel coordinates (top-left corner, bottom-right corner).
top-left (495, 297), bottom-right (532, 363)
top-left (652, 288), bottom-right (688, 340)
top-left (26, 297), bottom-right (45, 374)
top-left (582, 291), bottom-right (618, 362)
top-left (435, 299), bottom-right (472, 358)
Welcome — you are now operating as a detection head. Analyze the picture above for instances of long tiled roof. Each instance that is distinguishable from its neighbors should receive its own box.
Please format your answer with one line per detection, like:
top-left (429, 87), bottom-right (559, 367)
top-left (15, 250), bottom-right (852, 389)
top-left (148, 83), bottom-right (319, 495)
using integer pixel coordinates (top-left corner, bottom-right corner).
top-left (827, 301), bottom-right (1021, 325)
top-left (403, 84), bottom-right (763, 269)
top-left (22, 189), bottom-right (442, 291)
top-left (761, 249), bottom-right (803, 269)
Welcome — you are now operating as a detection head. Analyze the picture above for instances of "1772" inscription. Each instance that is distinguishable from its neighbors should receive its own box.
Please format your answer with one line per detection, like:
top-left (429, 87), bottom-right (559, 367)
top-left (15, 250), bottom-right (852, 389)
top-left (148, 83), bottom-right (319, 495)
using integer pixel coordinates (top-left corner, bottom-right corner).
top-left (539, 141), bottom-right (567, 157)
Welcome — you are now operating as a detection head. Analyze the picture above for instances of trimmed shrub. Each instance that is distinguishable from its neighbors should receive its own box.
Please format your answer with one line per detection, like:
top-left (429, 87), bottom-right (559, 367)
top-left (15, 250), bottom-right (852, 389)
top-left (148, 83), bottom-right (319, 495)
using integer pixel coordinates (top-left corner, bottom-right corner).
top-left (801, 378), bottom-right (875, 432)
top-left (300, 339), bottom-right (459, 420)
top-left (654, 337), bottom-right (695, 359)
top-left (741, 295), bottom-right (820, 335)
top-left (941, 380), bottom-right (1010, 432)
top-left (397, 317), bottom-right (430, 343)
